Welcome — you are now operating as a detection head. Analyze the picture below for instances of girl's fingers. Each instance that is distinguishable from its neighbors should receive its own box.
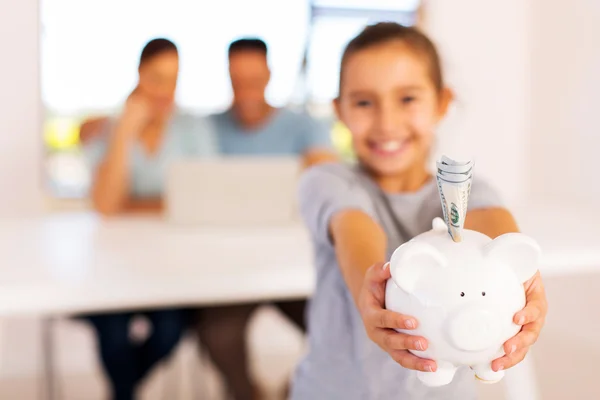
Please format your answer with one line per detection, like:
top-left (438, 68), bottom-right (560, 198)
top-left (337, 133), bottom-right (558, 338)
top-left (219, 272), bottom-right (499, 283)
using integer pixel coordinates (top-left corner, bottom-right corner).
top-left (513, 297), bottom-right (545, 326)
top-left (369, 308), bottom-right (417, 330)
top-left (492, 347), bottom-right (529, 372)
top-left (503, 320), bottom-right (543, 355)
top-left (364, 262), bottom-right (391, 285)
top-left (390, 349), bottom-right (437, 372)
top-left (375, 328), bottom-right (428, 352)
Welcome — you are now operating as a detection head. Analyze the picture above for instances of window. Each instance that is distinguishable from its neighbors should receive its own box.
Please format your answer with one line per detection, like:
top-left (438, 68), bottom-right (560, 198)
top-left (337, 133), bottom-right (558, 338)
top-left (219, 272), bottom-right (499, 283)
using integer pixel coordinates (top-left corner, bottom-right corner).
top-left (41, 0), bottom-right (310, 115)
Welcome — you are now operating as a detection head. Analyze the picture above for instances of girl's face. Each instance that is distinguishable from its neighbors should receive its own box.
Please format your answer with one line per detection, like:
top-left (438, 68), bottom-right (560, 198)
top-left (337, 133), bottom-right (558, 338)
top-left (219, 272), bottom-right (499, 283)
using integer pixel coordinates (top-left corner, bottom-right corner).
top-left (335, 41), bottom-right (451, 179)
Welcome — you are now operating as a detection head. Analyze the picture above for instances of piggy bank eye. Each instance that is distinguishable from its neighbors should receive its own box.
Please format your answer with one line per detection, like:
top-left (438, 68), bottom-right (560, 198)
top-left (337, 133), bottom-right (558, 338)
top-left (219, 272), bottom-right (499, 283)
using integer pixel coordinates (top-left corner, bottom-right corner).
top-left (482, 292), bottom-right (486, 296)
top-left (460, 292), bottom-right (465, 297)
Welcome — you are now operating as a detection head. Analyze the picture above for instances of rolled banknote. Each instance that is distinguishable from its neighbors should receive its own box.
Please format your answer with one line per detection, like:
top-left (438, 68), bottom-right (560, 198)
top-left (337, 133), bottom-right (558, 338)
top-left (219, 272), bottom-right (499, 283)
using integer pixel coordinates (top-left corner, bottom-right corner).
top-left (436, 156), bottom-right (473, 242)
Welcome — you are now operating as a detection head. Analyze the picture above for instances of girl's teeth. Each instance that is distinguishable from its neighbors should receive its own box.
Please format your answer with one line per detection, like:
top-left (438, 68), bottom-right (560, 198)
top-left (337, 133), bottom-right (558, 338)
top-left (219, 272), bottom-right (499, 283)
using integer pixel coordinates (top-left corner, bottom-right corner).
top-left (380, 141), bottom-right (401, 151)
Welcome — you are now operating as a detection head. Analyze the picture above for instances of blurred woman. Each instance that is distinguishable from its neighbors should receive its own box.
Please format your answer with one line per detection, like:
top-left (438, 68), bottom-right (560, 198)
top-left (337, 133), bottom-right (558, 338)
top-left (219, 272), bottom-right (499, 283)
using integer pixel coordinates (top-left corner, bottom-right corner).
top-left (83, 38), bottom-right (215, 400)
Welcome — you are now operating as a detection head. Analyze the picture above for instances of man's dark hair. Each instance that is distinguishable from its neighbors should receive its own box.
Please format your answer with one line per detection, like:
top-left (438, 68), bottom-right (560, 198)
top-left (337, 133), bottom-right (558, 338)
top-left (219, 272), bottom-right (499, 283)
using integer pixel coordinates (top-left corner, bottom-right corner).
top-left (228, 38), bottom-right (268, 57)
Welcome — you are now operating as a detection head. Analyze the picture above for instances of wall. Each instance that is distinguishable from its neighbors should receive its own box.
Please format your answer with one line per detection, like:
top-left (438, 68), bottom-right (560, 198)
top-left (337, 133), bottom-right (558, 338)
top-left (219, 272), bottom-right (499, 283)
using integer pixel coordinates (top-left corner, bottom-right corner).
top-left (0, 0), bottom-right (44, 383)
top-left (530, 0), bottom-right (599, 206)
top-left (0, 0), bottom-right (43, 217)
top-left (423, 0), bottom-right (532, 207)
top-left (426, 0), bottom-right (600, 208)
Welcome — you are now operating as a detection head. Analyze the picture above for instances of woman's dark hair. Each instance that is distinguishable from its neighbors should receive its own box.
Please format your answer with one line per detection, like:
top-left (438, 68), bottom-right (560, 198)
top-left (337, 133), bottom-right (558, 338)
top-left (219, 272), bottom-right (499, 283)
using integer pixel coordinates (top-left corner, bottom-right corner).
top-left (339, 22), bottom-right (443, 94)
top-left (228, 38), bottom-right (268, 57)
top-left (139, 38), bottom-right (178, 66)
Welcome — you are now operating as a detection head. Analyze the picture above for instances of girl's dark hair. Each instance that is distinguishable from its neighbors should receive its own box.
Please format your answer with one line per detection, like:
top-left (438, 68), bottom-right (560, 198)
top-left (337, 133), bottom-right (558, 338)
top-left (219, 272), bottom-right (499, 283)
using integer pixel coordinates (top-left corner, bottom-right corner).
top-left (339, 22), bottom-right (443, 94)
top-left (139, 38), bottom-right (178, 66)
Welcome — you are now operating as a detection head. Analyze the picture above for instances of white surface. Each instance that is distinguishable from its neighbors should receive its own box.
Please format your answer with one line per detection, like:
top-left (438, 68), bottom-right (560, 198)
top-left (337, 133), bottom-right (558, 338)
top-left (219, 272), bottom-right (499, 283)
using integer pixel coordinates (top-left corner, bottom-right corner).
top-left (530, 0), bottom-right (600, 205)
top-left (165, 157), bottom-right (301, 226)
top-left (389, 228), bottom-right (536, 380)
top-left (423, 0), bottom-right (531, 206)
top-left (0, 212), bottom-right (315, 318)
top-left (386, 224), bottom-right (539, 386)
top-left (4, 272), bottom-right (600, 399)
top-left (0, 205), bottom-right (598, 320)
top-left (511, 204), bottom-right (600, 276)
top-left (0, 0), bottom-right (44, 217)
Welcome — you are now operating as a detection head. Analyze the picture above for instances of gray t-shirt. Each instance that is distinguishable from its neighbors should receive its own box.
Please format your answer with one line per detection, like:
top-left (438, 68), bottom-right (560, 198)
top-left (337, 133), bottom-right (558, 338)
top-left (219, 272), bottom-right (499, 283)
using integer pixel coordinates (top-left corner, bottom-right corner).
top-left (291, 162), bottom-right (504, 400)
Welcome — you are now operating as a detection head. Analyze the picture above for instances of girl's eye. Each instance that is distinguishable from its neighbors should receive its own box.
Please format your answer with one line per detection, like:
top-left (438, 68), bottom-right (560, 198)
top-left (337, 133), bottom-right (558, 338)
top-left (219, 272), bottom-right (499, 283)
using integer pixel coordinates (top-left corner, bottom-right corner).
top-left (356, 100), bottom-right (372, 107)
top-left (401, 96), bottom-right (416, 104)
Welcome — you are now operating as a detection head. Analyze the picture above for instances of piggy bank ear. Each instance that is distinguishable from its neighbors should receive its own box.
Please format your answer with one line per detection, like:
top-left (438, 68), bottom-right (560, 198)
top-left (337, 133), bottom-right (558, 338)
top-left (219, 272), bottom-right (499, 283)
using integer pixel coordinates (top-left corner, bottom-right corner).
top-left (484, 233), bottom-right (541, 283)
top-left (389, 241), bottom-right (447, 294)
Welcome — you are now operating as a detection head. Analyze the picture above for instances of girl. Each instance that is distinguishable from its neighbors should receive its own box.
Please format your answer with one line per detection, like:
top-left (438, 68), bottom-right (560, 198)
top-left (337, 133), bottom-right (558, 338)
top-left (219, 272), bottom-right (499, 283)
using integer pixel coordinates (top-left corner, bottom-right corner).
top-left (83, 38), bottom-right (214, 400)
top-left (291, 23), bottom-right (547, 399)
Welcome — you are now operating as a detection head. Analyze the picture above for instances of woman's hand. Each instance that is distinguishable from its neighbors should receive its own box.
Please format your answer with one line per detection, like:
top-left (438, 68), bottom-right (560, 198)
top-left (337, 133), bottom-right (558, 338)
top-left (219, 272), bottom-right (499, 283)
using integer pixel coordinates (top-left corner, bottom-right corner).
top-left (492, 270), bottom-right (548, 371)
top-left (79, 116), bottom-right (109, 143)
top-left (120, 91), bottom-right (151, 134)
top-left (358, 262), bottom-right (437, 373)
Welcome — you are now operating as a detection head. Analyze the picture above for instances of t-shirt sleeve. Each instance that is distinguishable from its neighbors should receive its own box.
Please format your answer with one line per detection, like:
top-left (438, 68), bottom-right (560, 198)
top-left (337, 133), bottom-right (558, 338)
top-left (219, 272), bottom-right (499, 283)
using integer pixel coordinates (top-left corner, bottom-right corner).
top-left (297, 164), bottom-right (376, 245)
top-left (297, 113), bottom-right (334, 153)
top-left (468, 177), bottom-right (505, 210)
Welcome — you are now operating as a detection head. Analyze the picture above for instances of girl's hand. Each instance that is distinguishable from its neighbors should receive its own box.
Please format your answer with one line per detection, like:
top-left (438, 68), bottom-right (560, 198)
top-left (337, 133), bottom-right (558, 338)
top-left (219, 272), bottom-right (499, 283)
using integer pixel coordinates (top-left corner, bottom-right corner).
top-left (358, 262), bottom-right (437, 373)
top-left (492, 271), bottom-right (548, 371)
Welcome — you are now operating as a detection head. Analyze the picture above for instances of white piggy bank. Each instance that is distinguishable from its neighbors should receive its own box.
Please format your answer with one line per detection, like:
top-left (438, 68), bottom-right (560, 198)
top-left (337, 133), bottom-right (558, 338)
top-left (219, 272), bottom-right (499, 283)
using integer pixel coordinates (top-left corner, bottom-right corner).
top-left (385, 218), bottom-right (541, 387)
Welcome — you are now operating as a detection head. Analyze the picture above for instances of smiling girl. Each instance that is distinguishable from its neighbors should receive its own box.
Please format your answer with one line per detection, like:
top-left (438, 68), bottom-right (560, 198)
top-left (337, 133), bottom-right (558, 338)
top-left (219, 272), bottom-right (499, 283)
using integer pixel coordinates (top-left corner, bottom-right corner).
top-left (291, 22), bottom-right (547, 400)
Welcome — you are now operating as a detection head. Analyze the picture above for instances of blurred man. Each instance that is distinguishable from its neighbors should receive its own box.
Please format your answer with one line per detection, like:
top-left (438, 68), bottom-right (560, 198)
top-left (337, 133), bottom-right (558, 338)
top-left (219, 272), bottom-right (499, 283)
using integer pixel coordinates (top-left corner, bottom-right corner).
top-left (195, 38), bottom-right (337, 400)
top-left (210, 38), bottom-right (338, 167)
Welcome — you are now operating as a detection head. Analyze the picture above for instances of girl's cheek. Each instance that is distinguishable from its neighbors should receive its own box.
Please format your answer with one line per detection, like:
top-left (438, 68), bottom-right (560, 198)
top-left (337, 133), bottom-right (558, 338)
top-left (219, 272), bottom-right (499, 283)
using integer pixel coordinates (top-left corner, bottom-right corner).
top-left (408, 108), bottom-right (438, 138)
top-left (346, 117), bottom-right (372, 140)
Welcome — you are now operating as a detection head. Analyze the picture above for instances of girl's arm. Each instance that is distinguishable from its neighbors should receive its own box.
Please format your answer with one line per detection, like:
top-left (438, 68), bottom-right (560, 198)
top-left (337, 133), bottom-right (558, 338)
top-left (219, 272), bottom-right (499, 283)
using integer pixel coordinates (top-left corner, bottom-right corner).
top-left (329, 210), bottom-right (387, 302)
top-left (332, 207), bottom-right (520, 303)
top-left (329, 209), bottom-right (435, 373)
top-left (465, 208), bottom-right (519, 238)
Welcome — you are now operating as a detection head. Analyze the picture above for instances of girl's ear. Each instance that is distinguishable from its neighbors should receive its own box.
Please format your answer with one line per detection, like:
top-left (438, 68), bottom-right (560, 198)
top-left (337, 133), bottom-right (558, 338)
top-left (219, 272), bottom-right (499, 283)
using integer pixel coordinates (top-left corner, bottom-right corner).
top-left (437, 87), bottom-right (454, 120)
top-left (333, 97), bottom-right (342, 122)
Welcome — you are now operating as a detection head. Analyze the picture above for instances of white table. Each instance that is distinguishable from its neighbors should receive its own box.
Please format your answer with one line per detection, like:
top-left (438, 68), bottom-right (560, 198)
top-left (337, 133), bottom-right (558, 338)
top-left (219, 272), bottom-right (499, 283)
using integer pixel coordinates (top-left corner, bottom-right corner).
top-left (0, 212), bottom-right (316, 400)
top-left (0, 212), bottom-right (316, 318)
top-left (1, 206), bottom-right (597, 318)
top-left (0, 207), bottom-right (598, 400)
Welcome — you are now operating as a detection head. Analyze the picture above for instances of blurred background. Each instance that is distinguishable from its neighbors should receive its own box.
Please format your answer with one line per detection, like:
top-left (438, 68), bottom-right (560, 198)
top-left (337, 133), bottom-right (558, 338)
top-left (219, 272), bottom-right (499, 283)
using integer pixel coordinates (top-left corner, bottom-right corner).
top-left (0, 0), bottom-right (599, 399)
top-left (41, 0), bottom-right (419, 198)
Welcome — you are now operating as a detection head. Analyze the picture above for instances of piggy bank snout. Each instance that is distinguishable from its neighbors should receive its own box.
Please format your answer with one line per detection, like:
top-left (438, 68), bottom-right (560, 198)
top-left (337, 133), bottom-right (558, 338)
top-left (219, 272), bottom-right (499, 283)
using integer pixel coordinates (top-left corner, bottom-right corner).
top-left (448, 308), bottom-right (501, 352)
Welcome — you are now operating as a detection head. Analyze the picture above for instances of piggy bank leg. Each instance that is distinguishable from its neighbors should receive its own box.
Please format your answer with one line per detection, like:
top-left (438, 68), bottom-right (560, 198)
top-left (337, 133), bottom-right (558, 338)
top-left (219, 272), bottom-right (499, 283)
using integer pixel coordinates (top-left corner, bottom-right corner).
top-left (472, 363), bottom-right (505, 383)
top-left (417, 361), bottom-right (457, 387)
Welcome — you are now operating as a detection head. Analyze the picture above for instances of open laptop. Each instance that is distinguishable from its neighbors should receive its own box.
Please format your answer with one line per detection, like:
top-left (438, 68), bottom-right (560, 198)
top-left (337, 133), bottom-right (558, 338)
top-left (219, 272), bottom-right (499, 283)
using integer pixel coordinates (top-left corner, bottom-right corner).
top-left (164, 157), bottom-right (302, 226)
